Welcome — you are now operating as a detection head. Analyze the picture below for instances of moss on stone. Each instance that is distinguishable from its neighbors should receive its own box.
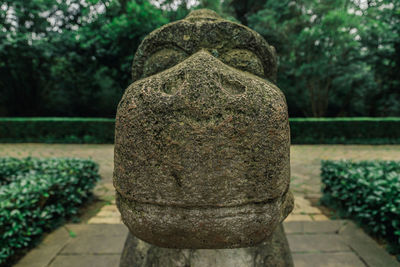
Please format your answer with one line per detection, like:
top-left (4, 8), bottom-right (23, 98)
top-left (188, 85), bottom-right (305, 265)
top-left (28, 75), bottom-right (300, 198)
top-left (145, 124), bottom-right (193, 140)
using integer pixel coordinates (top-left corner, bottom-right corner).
top-left (114, 9), bottom-right (292, 249)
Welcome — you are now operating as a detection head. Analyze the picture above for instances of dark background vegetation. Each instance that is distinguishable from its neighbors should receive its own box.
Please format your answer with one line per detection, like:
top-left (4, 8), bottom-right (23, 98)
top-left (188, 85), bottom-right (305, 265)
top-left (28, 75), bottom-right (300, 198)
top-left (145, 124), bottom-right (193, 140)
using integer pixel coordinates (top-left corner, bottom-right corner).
top-left (1, 0), bottom-right (399, 118)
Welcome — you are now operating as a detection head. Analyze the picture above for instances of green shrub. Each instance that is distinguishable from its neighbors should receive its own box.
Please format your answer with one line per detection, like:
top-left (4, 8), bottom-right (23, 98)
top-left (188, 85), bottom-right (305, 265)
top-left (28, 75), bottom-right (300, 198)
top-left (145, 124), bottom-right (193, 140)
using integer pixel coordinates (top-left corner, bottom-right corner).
top-left (321, 160), bottom-right (400, 258)
top-left (0, 157), bottom-right (100, 265)
top-left (0, 117), bottom-right (400, 144)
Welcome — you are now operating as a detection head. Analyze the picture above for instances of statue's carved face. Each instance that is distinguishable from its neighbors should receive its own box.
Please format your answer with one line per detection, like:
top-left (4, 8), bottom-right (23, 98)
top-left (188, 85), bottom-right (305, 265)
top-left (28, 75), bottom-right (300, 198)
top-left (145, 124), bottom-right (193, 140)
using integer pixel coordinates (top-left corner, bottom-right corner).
top-left (114, 9), bottom-right (293, 249)
top-left (131, 9), bottom-right (277, 83)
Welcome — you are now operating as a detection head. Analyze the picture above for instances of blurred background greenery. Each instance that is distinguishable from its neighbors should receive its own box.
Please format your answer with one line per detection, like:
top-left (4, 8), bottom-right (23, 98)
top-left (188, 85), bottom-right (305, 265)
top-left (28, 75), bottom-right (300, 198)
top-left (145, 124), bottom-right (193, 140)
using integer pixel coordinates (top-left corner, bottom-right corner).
top-left (0, 0), bottom-right (398, 118)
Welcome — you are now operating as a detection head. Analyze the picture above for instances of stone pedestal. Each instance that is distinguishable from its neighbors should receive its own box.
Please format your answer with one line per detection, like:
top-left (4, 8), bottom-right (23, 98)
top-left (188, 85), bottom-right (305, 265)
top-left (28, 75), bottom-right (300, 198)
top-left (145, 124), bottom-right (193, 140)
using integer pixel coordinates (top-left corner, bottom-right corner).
top-left (120, 224), bottom-right (293, 267)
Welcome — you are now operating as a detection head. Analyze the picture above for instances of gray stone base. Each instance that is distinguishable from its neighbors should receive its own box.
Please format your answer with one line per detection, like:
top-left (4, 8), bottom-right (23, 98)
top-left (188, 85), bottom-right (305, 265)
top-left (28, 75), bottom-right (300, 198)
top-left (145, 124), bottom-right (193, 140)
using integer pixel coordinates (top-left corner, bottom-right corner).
top-left (120, 224), bottom-right (293, 267)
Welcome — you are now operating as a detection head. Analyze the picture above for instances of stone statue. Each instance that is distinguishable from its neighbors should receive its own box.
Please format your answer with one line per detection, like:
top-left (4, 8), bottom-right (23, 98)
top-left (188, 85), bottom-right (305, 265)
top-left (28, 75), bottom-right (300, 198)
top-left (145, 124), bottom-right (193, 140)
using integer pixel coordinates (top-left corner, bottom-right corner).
top-left (114, 9), bottom-right (294, 266)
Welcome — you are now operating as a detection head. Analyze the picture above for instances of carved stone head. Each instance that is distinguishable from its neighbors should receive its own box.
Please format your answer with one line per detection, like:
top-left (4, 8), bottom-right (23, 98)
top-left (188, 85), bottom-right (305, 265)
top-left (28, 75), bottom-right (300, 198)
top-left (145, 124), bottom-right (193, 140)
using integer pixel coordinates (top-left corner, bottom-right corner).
top-left (114, 9), bottom-right (293, 249)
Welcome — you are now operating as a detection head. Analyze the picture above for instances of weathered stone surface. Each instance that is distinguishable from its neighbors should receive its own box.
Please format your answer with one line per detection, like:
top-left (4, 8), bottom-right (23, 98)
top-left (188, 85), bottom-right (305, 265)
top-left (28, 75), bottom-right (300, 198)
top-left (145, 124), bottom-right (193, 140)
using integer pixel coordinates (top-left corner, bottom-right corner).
top-left (131, 9), bottom-right (277, 83)
top-left (114, 9), bottom-right (293, 249)
top-left (120, 224), bottom-right (293, 267)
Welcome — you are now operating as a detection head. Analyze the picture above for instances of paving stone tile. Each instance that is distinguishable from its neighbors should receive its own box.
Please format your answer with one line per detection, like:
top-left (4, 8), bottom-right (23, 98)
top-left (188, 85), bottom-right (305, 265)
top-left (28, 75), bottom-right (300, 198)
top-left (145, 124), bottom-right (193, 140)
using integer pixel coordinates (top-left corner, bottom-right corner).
top-left (287, 234), bottom-right (350, 252)
top-left (49, 255), bottom-right (120, 267)
top-left (101, 204), bottom-right (119, 211)
top-left (292, 252), bottom-right (366, 267)
top-left (88, 217), bottom-right (122, 224)
top-left (61, 234), bottom-right (126, 254)
top-left (304, 193), bottom-right (322, 199)
top-left (292, 196), bottom-right (321, 214)
top-left (283, 221), bottom-right (303, 234)
top-left (60, 225), bottom-right (128, 254)
top-left (302, 220), bottom-right (344, 233)
top-left (66, 223), bottom-right (127, 237)
top-left (312, 214), bottom-right (329, 221)
top-left (96, 209), bottom-right (121, 217)
top-left (284, 221), bottom-right (345, 235)
top-left (339, 222), bottom-right (400, 267)
top-left (14, 227), bottom-right (70, 267)
top-left (285, 214), bottom-right (312, 222)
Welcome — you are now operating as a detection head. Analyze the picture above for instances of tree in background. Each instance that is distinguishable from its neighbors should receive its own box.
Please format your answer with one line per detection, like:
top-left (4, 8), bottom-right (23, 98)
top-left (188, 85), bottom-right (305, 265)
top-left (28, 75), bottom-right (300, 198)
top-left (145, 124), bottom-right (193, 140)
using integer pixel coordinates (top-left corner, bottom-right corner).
top-left (0, 0), bottom-right (399, 117)
top-left (357, 0), bottom-right (400, 116)
top-left (247, 0), bottom-right (399, 117)
top-left (0, 0), bottom-right (167, 117)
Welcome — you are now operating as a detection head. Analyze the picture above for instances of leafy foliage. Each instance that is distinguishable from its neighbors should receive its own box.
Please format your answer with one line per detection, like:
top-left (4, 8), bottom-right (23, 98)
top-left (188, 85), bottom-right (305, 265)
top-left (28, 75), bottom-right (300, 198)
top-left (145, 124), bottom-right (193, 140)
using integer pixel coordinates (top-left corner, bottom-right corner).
top-left (246, 0), bottom-right (400, 117)
top-left (0, 157), bottom-right (100, 265)
top-left (0, 0), bottom-right (399, 118)
top-left (357, 0), bottom-right (400, 116)
top-left (0, 0), bottom-right (168, 117)
top-left (321, 160), bottom-right (400, 259)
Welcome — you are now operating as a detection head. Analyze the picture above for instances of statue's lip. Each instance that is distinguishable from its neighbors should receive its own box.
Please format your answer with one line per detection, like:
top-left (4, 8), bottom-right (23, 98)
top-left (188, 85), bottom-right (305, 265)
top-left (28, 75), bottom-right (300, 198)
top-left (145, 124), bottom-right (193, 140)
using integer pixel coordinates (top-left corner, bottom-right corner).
top-left (116, 191), bottom-right (287, 209)
top-left (116, 190), bottom-right (293, 249)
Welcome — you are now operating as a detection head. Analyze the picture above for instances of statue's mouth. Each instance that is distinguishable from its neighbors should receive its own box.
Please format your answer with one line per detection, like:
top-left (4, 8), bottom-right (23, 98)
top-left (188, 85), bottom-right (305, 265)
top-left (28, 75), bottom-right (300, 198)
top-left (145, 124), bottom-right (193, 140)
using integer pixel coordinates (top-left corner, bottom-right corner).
top-left (116, 190), bottom-right (293, 249)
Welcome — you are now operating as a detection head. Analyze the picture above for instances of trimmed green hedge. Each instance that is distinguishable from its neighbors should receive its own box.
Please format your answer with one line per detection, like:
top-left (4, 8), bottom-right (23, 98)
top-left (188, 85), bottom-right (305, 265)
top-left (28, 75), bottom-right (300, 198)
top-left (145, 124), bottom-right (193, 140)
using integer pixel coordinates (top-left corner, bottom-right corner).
top-left (0, 118), bottom-right (115, 143)
top-left (0, 117), bottom-right (399, 144)
top-left (291, 117), bottom-right (400, 144)
top-left (0, 157), bottom-right (100, 265)
top-left (321, 160), bottom-right (400, 259)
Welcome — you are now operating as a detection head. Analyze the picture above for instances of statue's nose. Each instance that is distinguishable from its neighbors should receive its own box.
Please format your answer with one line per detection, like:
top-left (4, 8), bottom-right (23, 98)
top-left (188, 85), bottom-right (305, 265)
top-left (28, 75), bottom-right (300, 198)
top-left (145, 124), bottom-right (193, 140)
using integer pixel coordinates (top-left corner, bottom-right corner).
top-left (160, 50), bottom-right (246, 97)
top-left (189, 49), bottom-right (214, 60)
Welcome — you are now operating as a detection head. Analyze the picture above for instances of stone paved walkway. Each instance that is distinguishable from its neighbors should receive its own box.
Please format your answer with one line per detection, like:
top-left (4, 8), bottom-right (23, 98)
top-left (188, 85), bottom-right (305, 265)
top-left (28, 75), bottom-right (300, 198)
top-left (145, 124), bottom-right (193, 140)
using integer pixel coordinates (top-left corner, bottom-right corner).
top-left (15, 221), bottom-right (399, 267)
top-left (2, 144), bottom-right (399, 266)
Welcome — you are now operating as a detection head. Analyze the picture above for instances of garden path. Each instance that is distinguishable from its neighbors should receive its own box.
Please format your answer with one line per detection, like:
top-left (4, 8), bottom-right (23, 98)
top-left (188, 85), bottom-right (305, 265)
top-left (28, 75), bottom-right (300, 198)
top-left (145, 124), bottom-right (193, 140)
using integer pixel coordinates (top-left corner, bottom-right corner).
top-left (3, 144), bottom-right (399, 267)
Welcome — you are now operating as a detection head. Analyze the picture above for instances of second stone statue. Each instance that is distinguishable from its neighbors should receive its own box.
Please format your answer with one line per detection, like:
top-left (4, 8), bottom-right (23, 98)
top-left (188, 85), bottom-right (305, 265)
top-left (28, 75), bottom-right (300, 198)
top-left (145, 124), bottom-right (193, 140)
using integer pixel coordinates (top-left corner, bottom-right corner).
top-left (114, 8), bottom-right (294, 266)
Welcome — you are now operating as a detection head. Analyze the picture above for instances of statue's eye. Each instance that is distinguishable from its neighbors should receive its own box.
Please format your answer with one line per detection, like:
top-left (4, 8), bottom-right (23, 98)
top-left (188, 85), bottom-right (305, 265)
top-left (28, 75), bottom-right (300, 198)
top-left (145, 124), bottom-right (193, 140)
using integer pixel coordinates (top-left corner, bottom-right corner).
top-left (143, 48), bottom-right (187, 78)
top-left (220, 49), bottom-right (264, 77)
